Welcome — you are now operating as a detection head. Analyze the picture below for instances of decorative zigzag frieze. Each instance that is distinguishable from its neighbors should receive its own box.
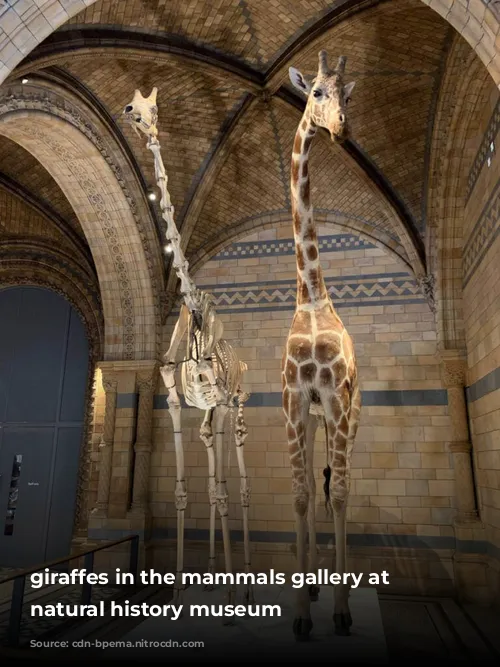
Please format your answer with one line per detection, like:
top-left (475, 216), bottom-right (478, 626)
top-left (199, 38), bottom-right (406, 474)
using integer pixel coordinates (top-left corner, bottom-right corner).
top-left (214, 234), bottom-right (374, 260)
top-left (463, 178), bottom-right (500, 287)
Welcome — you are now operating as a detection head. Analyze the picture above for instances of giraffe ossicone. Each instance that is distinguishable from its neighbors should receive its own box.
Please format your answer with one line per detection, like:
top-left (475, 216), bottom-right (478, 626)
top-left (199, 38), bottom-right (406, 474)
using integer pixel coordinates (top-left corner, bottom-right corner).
top-left (123, 88), bottom-right (254, 613)
top-left (282, 50), bottom-right (362, 640)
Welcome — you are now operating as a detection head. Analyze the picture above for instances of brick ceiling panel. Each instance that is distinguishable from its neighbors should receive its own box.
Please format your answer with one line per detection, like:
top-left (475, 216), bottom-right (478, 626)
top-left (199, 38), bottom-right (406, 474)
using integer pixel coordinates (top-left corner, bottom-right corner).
top-left (62, 56), bottom-right (248, 215)
top-left (0, 136), bottom-right (83, 238)
top-left (271, 101), bottom-right (396, 237)
top-left (282, 0), bottom-right (450, 229)
top-left (188, 101), bottom-right (289, 252)
top-left (191, 98), bottom-right (404, 257)
top-left (66, 0), bottom-right (262, 67)
top-left (0, 186), bottom-right (73, 248)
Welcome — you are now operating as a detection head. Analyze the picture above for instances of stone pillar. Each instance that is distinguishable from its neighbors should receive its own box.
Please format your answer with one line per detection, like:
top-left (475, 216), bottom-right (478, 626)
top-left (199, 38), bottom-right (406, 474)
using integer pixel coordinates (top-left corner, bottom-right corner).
top-left (440, 353), bottom-right (478, 525)
top-left (441, 352), bottom-right (489, 604)
top-left (92, 371), bottom-right (118, 517)
top-left (130, 368), bottom-right (157, 516)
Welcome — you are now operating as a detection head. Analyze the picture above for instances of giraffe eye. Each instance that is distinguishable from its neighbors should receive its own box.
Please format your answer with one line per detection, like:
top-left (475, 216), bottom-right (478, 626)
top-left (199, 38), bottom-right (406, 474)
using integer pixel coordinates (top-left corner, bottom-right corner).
top-left (313, 89), bottom-right (322, 98)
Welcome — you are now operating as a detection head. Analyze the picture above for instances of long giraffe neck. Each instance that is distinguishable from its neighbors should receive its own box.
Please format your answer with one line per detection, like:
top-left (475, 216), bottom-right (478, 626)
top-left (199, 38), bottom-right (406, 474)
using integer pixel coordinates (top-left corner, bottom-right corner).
top-left (290, 112), bottom-right (329, 309)
top-left (147, 136), bottom-right (203, 313)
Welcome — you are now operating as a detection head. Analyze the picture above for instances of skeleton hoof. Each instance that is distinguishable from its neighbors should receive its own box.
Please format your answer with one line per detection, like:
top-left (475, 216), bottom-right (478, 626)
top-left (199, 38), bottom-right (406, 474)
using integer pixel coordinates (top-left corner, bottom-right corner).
top-left (333, 612), bottom-right (352, 636)
top-left (293, 617), bottom-right (313, 641)
top-left (308, 584), bottom-right (320, 602)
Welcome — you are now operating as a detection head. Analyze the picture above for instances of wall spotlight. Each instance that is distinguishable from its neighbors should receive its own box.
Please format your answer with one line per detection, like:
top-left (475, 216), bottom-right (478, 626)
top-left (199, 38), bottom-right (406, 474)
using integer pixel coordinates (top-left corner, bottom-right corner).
top-left (164, 243), bottom-right (173, 253)
top-left (21, 78), bottom-right (29, 84)
top-left (147, 189), bottom-right (157, 201)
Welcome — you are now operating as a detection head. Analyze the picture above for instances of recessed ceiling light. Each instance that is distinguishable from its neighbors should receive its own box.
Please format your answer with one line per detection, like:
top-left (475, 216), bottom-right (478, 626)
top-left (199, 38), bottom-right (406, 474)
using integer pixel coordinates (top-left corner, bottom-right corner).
top-left (164, 243), bottom-right (173, 253)
top-left (487, 157), bottom-right (492, 168)
top-left (147, 190), bottom-right (157, 201)
top-left (490, 141), bottom-right (495, 153)
top-left (21, 78), bottom-right (29, 84)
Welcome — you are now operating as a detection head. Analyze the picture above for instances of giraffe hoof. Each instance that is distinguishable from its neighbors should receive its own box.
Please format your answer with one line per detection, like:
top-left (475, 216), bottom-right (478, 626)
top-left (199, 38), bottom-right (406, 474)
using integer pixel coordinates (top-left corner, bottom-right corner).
top-left (333, 612), bottom-right (352, 636)
top-left (293, 617), bottom-right (313, 641)
top-left (308, 584), bottom-right (320, 602)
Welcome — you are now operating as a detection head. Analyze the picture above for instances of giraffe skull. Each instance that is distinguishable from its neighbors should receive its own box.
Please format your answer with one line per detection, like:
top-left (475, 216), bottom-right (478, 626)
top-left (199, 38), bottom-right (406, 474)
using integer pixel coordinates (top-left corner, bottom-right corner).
top-left (289, 51), bottom-right (355, 143)
top-left (123, 87), bottom-right (159, 137)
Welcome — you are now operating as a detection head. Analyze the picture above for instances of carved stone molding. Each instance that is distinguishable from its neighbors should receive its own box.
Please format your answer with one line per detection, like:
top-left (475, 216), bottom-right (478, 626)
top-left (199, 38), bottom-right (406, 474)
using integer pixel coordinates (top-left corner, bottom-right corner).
top-left (101, 374), bottom-right (118, 394)
top-left (441, 358), bottom-right (467, 387)
top-left (448, 440), bottom-right (472, 454)
top-left (417, 273), bottom-right (436, 313)
top-left (0, 88), bottom-right (162, 358)
top-left (137, 372), bottom-right (157, 395)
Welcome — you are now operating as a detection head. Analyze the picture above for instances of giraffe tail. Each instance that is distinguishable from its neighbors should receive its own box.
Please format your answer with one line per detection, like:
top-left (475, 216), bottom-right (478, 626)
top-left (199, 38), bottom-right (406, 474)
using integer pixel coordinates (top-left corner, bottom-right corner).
top-left (322, 418), bottom-right (333, 518)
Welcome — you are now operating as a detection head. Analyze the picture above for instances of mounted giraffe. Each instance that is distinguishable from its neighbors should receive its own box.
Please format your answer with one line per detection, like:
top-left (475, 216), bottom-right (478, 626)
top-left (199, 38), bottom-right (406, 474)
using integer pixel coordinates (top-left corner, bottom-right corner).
top-left (122, 88), bottom-right (254, 611)
top-left (282, 51), bottom-right (361, 640)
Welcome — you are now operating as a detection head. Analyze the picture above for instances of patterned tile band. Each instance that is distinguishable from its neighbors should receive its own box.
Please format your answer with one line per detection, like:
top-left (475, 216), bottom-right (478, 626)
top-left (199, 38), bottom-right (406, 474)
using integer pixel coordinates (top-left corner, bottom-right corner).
top-left (150, 390), bottom-right (447, 410)
top-left (463, 176), bottom-right (500, 287)
top-left (213, 233), bottom-right (375, 259)
top-left (465, 97), bottom-right (500, 204)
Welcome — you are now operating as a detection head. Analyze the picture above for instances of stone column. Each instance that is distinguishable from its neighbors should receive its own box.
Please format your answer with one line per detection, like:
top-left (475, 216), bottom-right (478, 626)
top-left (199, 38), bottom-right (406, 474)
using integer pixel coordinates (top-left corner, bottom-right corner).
top-left (129, 369), bottom-right (157, 516)
top-left (92, 372), bottom-right (118, 517)
top-left (440, 353), bottom-right (478, 524)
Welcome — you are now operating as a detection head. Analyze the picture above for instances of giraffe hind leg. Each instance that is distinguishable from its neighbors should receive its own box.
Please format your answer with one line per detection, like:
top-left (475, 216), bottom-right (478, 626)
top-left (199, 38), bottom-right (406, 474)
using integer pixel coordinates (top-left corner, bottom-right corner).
top-left (200, 408), bottom-right (216, 590)
top-left (285, 391), bottom-right (313, 640)
top-left (306, 414), bottom-right (320, 603)
top-left (322, 389), bottom-right (354, 636)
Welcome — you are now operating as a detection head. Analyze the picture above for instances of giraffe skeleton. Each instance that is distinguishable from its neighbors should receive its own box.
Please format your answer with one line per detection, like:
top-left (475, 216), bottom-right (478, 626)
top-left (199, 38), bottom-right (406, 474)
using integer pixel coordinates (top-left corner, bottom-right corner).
top-left (282, 51), bottom-right (361, 640)
top-left (123, 88), bottom-right (254, 610)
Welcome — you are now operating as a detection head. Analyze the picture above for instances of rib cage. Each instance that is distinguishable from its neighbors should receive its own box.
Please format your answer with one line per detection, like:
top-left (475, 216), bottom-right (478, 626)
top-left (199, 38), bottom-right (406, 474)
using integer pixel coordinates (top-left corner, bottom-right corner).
top-left (181, 328), bottom-right (246, 410)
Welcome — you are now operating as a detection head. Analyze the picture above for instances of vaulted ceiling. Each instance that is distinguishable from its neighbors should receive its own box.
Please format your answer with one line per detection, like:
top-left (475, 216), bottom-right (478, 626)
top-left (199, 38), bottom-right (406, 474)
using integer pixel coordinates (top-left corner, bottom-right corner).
top-left (1, 0), bottom-right (463, 284)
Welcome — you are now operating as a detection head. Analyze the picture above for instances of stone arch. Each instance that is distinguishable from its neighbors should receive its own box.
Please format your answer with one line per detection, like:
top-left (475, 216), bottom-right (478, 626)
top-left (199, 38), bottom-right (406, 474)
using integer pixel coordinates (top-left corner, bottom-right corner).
top-left (0, 1), bottom-right (499, 88)
top-left (0, 106), bottom-right (157, 360)
top-left (426, 35), bottom-right (490, 350)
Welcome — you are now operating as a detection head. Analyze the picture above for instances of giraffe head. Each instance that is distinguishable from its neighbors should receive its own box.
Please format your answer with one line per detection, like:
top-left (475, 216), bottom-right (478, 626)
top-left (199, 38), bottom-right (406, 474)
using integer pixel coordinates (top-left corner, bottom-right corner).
top-left (289, 51), bottom-right (355, 143)
top-left (123, 87), bottom-right (159, 137)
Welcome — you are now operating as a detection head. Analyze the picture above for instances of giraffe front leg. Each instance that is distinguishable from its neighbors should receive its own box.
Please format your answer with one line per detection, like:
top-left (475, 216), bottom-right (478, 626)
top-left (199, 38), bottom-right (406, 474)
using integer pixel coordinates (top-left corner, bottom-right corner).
top-left (164, 382), bottom-right (186, 612)
top-left (159, 305), bottom-right (189, 613)
top-left (285, 391), bottom-right (312, 641)
top-left (213, 402), bottom-right (236, 623)
top-left (234, 390), bottom-right (254, 606)
top-left (306, 414), bottom-right (320, 603)
top-left (323, 388), bottom-right (358, 636)
top-left (200, 409), bottom-right (216, 590)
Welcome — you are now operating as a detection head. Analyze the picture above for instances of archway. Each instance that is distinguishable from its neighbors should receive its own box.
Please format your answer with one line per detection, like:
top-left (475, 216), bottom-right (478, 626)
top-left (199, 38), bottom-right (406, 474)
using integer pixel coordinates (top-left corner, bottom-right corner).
top-left (0, 286), bottom-right (89, 567)
top-left (0, 103), bottom-right (158, 360)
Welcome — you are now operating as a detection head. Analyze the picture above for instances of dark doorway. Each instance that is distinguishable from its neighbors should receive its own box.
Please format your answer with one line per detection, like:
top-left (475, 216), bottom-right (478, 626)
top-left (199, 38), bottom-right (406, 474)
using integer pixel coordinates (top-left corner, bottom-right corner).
top-left (0, 287), bottom-right (89, 567)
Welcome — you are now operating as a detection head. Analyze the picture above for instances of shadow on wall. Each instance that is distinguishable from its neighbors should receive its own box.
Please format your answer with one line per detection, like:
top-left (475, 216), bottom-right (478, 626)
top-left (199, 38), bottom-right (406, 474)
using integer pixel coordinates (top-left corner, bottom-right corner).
top-left (300, 503), bottom-right (456, 597)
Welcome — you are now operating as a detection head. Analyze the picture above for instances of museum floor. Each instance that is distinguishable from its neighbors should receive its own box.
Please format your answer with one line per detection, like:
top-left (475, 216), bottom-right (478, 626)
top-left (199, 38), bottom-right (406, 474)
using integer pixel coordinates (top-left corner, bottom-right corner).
top-left (1, 567), bottom-right (499, 662)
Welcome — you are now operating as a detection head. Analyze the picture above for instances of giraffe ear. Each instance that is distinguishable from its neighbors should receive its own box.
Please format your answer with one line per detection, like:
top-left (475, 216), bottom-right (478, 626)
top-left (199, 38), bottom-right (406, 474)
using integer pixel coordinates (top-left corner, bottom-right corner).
top-left (344, 81), bottom-right (356, 99)
top-left (148, 87), bottom-right (158, 105)
top-left (289, 67), bottom-right (312, 95)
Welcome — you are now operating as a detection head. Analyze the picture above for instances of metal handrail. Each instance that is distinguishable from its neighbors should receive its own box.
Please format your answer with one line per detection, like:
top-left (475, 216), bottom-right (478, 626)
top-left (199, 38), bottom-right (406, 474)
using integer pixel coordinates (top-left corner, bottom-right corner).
top-left (0, 534), bottom-right (140, 648)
